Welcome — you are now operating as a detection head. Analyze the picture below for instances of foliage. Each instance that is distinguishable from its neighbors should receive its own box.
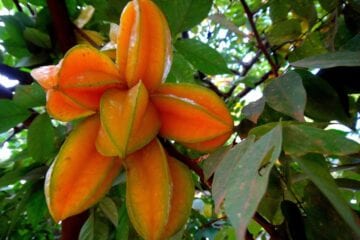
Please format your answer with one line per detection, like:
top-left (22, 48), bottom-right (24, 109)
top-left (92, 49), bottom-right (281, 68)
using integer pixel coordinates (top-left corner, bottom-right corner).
top-left (0, 0), bottom-right (360, 239)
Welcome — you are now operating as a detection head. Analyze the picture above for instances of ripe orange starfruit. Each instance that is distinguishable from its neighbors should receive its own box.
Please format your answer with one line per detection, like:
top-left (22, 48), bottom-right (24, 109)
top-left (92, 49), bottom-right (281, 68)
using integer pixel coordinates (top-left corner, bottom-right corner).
top-left (151, 83), bottom-right (233, 152)
top-left (44, 115), bottom-right (122, 222)
top-left (98, 81), bottom-right (160, 158)
top-left (31, 45), bottom-right (126, 121)
top-left (162, 156), bottom-right (195, 238)
top-left (124, 139), bottom-right (171, 240)
top-left (117, 0), bottom-right (172, 92)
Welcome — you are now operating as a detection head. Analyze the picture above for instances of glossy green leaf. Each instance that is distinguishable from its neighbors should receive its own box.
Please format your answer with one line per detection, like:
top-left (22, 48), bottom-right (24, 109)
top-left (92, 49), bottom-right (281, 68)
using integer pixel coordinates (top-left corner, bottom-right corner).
top-left (99, 197), bottom-right (119, 227)
top-left (251, 121), bottom-right (360, 156)
top-left (296, 155), bottom-right (360, 237)
top-left (295, 70), bottom-right (350, 124)
top-left (242, 97), bottom-right (265, 123)
top-left (26, 190), bottom-right (48, 226)
top-left (23, 27), bottom-right (51, 49)
top-left (212, 138), bottom-right (254, 212)
top-left (27, 113), bottom-right (56, 163)
top-left (166, 52), bottom-right (195, 84)
top-left (304, 183), bottom-right (356, 240)
top-left (264, 71), bottom-right (306, 121)
top-left (291, 51), bottom-right (360, 68)
top-left (283, 124), bottom-right (360, 156)
top-left (0, 99), bottom-right (31, 133)
top-left (175, 39), bottom-right (231, 75)
top-left (267, 19), bottom-right (302, 46)
top-left (79, 212), bottom-right (110, 240)
top-left (13, 83), bottom-right (46, 109)
top-left (154, 0), bottom-right (212, 35)
top-left (116, 203), bottom-right (130, 240)
top-left (202, 146), bottom-right (231, 181)
top-left (288, 32), bottom-right (327, 62)
top-left (269, 0), bottom-right (290, 23)
top-left (319, 0), bottom-right (339, 11)
top-left (289, 0), bottom-right (317, 26)
top-left (224, 124), bottom-right (282, 239)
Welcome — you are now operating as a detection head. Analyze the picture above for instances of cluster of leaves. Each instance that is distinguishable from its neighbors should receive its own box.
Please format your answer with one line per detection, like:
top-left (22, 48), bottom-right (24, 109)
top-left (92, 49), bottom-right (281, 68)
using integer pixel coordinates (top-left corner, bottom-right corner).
top-left (0, 0), bottom-right (359, 239)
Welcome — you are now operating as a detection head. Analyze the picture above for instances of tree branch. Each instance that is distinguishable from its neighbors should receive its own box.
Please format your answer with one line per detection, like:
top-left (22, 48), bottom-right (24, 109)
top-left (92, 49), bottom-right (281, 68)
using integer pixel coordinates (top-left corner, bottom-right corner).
top-left (235, 70), bottom-right (272, 99)
top-left (160, 138), bottom-right (210, 189)
top-left (46, 0), bottom-right (76, 54)
top-left (253, 212), bottom-right (281, 239)
top-left (239, 0), bottom-right (278, 77)
top-left (12, 0), bottom-right (23, 12)
top-left (0, 64), bottom-right (33, 84)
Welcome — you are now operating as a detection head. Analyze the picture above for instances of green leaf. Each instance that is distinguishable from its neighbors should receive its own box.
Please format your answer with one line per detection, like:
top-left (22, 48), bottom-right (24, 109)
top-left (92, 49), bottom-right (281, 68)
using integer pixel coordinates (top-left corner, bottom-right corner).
top-left (340, 33), bottom-right (360, 51)
top-left (242, 97), bottom-right (265, 123)
top-left (13, 83), bottom-right (46, 109)
top-left (2, 0), bottom-right (14, 10)
top-left (288, 32), bottom-right (327, 62)
top-left (175, 39), bottom-right (230, 75)
top-left (224, 124), bottom-right (282, 239)
top-left (289, 0), bottom-right (317, 27)
top-left (319, 0), bottom-right (339, 11)
top-left (23, 27), bottom-right (51, 49)
top-left (166, 52), bottom-right (195, 83)
top-left (283, 124), bottom-right (360, 156)
top-left (202, 146), bottom-right (231, 181)
top-left (291, 51), bottom-right (360, 68)
top-left (303, 183), bottom-right (356, 240)
top-left (27, 113), bottom-right (56, 163)
top-left (264, 71), bottom-right (306, 121)
top-left (154, 0), bottom-right (212, 35)
top-left (267, 19), bottom-right (302, 46)
top-left (212, 137), bottom-right (254, 212)
top-left (99, 197), bottom-right (118, 227)
top-left (249, 121), bottom-right (359, 156)
top-left (257, 170), bottom-right (283, 225)
top-left (295, 154), bottom-right (360, 237)
top-left (0, 99), bottom-right (31, 133)
top-left (214, 226), bottom-right (236, 240)
top-left (79, 212), bottom-right (110, 240)
top-left (26, 190), bottom-right (48, 226)
top-left (295, 70), bottom-right (350, 124)
top-left (269, 0), bottom-right (290, 23)
top-left (116, 203), bottom-right (130, 240)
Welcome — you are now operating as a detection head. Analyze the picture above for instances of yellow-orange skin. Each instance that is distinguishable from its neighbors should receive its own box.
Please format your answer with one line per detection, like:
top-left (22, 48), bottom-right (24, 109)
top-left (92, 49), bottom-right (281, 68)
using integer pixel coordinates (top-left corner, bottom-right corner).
top-left (162, 157), bottom-right (195, 239)
top-left (117, 0), bottom-right (172, 92)
top-left (124, 139), bottom-right (171, 240)
top-left (45, 116), bottom-right (122, 222)
top-left (31, 45), bottom-right (126, 121)
top-left (98, 81), bottom-right (160, 158)
top-left (151, 83), bottom-right (233, 151)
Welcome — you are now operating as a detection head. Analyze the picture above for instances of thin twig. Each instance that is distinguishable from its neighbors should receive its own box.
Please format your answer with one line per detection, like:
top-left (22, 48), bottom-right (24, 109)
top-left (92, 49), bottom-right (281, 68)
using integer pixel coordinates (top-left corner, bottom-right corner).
top-left (12, 0), bottom-right (23, 12)
top-left (72, 23), bottom-right (101, 49)
top-left (235, 70), bottom-right (272, 99)
top-left (253, 212), bottom-right (281, 239)
top-left (239, 0), bottom-right (278, 77)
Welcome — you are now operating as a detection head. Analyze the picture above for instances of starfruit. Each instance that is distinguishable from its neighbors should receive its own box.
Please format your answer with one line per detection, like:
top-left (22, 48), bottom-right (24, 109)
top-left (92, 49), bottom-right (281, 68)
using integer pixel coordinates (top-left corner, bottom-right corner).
top-left (124, 139), bottom-right (171, 240)
top-left (117, 0), bottom-right (172, 92)
top-left (31, 45), bottom-right (126, 121)
top-left (151, 83), bottom-right (233, 152)
top-left (162, 156), bottom-right (195, 239)
top-left (97, 81), bottom-right (160, 158)
top-left (45, 115), bottom-right (122, 222)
